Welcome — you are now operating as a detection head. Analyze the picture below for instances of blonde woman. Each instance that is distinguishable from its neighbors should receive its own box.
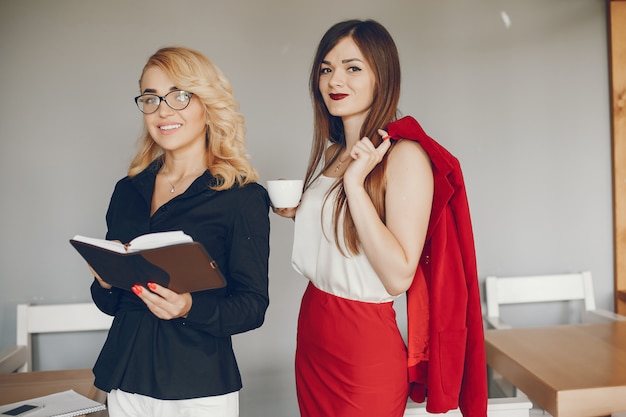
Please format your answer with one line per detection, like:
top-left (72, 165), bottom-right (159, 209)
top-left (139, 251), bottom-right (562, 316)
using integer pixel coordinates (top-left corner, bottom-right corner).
top-left (89, 47), bottom-right (270, 417)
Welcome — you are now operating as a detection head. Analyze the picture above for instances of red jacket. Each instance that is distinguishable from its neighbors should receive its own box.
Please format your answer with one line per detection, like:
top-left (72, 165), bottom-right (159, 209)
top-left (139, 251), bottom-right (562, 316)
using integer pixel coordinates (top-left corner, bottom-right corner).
top-left (387, 116), bottom-right (487, 417)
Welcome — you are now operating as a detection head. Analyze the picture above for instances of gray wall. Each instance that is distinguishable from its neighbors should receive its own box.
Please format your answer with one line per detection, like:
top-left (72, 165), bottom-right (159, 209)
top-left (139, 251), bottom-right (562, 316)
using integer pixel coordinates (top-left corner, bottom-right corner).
top-left (0, 0), bottom-right (612, 415)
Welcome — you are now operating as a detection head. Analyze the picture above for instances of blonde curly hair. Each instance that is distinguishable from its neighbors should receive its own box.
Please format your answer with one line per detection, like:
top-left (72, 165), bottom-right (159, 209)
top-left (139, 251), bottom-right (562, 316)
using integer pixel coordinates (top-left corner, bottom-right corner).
top-left (128, 46), bottom-right (258, 190)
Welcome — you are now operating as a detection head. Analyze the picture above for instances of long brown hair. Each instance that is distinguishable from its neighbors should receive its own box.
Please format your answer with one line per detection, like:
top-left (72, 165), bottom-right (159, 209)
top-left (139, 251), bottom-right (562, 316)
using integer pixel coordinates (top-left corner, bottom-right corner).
top-left (305, 19), bottom-right (401, 254)
top-left (128, 47), bottom-right (258, 190)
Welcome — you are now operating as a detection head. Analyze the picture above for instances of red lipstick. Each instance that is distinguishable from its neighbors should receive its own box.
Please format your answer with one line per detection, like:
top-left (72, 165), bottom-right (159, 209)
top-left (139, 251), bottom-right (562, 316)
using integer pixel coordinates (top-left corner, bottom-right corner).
top-left (329, 93), bottom-right (348, 101)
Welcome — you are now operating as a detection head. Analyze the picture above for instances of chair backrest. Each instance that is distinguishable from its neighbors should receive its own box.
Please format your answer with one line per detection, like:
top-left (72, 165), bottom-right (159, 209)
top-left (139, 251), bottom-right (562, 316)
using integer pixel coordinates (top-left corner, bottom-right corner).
top-left (16, 302), bottom-right (113, 372)
top-left (485, 271), bottom-right (596, 320)
top-left (0, 345), bottom-right (28, 374)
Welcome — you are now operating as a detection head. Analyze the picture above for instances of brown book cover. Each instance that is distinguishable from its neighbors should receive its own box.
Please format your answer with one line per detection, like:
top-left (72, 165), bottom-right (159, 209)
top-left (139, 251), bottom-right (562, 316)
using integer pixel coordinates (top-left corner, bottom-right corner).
top-left (70, 238), bottom-right (227, 293)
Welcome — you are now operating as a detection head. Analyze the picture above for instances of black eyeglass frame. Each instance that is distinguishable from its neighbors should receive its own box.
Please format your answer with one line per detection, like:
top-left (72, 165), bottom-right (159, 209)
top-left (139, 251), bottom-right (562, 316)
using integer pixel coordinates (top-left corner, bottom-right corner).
top-left (134, 90), bottom-right (194, 114)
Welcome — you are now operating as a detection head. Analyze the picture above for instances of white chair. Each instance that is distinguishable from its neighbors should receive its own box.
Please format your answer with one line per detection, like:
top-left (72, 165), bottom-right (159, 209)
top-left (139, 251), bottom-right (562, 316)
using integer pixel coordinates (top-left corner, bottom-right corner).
top-left (16, 302), bottom-right (113, 372)
top-left (0, 345), bottom-right (28, 374)
top-left (484, 271), bottom-right (626, 330)
top-left (483, 271), bottom-right (626, 408)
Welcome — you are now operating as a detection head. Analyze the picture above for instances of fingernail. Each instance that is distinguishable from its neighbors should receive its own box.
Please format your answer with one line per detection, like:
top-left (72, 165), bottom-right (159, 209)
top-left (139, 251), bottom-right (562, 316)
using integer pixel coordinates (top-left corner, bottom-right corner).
top-left (131, 285), bottom-right (142, 295)
top-left (382, 135), bottom-right (391, 141)
top-left (147, 282), bottom-right (157, 291)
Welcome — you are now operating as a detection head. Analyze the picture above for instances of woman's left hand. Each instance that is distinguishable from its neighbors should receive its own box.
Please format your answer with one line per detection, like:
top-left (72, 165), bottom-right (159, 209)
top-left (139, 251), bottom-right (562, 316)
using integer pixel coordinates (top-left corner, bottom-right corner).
top-left (272, 206), bottom-right (298, 220)
top-left (131, 282), bottom-right (192, 320)
top-left (343, 129), bottom-right (392, 188)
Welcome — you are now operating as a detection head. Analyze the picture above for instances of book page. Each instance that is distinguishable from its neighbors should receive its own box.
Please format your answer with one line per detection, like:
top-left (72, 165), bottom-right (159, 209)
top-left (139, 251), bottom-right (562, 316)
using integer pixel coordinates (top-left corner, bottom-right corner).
top-left (71, 231), bottom-right (192, 254)
top-left (71, 235), bottom-right (126, 253)
top-left (127, 231), bottom-right (192, 251)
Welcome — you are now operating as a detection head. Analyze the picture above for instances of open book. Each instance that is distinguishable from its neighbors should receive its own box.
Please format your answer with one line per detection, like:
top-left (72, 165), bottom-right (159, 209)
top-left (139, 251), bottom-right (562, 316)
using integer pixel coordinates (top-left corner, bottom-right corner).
top-left (70, 231), bottom-right (227, 293)
top-left (72, 230), bottom-right (192, 253)
top-left (0, 389), bottom-right (105, 417)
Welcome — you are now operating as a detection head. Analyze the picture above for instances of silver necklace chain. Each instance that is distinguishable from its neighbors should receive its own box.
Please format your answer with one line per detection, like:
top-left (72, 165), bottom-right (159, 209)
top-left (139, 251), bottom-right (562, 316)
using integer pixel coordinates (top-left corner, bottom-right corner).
top-left (163, 172), bottom-right (183, 194)
top-left (334, 154), bottom-right (351, 173)
top-left (162, 167), bottom-right (205, 193)
top-left (164, 173), bottom-right (178, 193)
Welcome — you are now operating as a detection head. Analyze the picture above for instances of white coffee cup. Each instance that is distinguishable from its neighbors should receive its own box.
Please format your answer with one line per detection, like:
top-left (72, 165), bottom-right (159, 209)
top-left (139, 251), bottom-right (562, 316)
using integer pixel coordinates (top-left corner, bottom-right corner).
top-left (267, 179), bottom-right (304, 208)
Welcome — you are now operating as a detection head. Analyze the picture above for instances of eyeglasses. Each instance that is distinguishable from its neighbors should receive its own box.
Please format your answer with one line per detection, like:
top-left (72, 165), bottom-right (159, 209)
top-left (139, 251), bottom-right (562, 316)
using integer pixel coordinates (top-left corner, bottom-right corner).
top-left (134, 90), bottom-right (194, 114)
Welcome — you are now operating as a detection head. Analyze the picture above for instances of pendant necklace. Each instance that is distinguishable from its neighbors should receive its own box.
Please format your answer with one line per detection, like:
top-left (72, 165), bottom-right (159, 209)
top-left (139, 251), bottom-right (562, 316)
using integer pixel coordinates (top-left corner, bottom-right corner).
top-left (334, 154), bottom-right (351, 173)
top-left (162, 168), bottom-right (186, 193)
top-left (162, 166), bottom-right (205, 193)
top-left (163, 171), bottom-right (179, 193)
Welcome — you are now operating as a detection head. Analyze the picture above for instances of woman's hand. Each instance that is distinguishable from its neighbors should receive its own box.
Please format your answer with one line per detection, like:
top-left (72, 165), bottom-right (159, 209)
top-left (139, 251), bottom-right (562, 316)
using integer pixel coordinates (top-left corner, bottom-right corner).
top-left (343, 129), bottom-right (392, 189)
top-left (272, 206), bottom-right (297, 219)
top-left (88, 265), bottom-right (112, 289)
top-left (131, 282), bottom-right (192, 320)
top-left (88, 239), bottom-right (126, 289)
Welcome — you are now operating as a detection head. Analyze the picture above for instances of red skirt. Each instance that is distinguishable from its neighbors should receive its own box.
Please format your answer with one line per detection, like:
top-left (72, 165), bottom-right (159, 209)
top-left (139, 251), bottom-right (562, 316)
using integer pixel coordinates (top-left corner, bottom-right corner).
top-left (296, 282), bottom-right (409, 417)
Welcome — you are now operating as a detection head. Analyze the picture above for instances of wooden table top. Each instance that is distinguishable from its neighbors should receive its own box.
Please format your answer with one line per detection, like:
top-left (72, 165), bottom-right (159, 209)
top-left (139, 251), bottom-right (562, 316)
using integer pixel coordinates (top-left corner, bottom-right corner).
top-left (0, 368), bottom-right (107, 416)
top-left (485, 321), bottom-right (626, 417)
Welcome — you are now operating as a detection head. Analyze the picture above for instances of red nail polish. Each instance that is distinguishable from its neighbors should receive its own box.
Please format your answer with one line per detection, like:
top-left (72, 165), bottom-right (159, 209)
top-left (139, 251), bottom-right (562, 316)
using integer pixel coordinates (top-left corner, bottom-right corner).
top-left (131, 285), bottom-right (142, 295)
top-left (147, 282), bottom-right (157, 291)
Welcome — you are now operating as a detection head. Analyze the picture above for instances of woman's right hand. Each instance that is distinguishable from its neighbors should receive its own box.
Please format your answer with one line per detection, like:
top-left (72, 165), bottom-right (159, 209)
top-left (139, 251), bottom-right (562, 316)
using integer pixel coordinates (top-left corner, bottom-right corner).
top-left (272, 206), bottom-right (297, 219)
top-left (88, 264), bottom-right (112, 289)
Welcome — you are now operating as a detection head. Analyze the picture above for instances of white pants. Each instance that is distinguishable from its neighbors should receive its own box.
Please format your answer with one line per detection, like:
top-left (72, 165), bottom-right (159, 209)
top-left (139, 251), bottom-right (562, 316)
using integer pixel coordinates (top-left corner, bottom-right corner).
top-left (107, 389), bottom-right (239, 417)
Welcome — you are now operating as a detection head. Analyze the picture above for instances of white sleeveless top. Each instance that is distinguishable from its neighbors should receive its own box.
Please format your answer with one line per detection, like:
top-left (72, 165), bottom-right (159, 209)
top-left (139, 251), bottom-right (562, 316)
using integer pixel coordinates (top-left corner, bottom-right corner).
top-left (291, 175), bottom-right (397, 303)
